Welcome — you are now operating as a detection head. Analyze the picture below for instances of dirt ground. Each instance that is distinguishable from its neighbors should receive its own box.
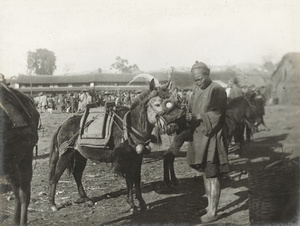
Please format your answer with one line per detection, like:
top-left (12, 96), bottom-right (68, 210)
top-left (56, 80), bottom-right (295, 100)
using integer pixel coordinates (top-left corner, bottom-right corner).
top-left (1, 104), bottom-right (300, 225)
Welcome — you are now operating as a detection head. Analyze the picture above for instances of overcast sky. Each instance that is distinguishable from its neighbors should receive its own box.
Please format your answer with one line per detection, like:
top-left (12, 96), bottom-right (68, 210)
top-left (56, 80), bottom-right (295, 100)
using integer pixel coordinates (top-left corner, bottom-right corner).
top-left (0, 0), bottom-right (299, 77)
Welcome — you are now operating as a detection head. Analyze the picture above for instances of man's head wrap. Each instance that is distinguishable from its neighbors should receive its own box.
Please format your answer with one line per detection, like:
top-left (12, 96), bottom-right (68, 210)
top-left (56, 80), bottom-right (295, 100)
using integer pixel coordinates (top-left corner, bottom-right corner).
top-left (191, 61), bottom-right (210, 76)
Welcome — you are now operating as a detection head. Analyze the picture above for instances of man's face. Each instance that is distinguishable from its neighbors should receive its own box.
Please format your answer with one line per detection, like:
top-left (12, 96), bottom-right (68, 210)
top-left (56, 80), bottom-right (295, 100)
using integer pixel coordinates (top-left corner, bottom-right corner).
top-left (192, 72), bottom-right (209, 89)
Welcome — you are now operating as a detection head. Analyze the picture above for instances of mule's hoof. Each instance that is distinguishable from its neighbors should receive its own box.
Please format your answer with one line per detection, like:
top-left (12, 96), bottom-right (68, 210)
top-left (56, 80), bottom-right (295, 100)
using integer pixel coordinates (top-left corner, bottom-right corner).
top-left (171, 179), bottom-right (179, 186)
top-left (197, 208), bottom-right (207, 216)
top-left (139, 203), bottom-right (149, 212)
top-left (74, 198), bottom-right (84, 204)
top-left (74, 197), bottom-right (90, 204)
top-left (51, 206), bottom-right (58, 212)
top-left (130, 207), bottom-right (139, 214)
top-left (85, 200), bottom-right (94, 207)
top-left (200, 214), bottom-right (218, 223)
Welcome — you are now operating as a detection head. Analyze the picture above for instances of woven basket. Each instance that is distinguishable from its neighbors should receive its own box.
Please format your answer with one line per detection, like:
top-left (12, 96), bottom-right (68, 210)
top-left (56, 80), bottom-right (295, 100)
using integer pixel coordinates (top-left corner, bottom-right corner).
top-left (248, 158), bottom-right (299, 224)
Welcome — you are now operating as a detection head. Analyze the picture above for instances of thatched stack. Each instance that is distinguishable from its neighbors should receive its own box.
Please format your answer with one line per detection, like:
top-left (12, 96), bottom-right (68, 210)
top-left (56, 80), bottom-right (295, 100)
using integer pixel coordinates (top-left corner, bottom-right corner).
top-left (271, 52), bottom-right (300, 105)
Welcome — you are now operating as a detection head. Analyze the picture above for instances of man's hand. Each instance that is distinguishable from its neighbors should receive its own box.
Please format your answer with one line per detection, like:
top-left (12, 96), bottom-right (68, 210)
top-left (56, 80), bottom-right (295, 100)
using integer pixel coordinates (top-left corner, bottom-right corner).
top-left (186, 113), bottom-right (195, 121)
top-left (186, 113), bottom-right (202, 122)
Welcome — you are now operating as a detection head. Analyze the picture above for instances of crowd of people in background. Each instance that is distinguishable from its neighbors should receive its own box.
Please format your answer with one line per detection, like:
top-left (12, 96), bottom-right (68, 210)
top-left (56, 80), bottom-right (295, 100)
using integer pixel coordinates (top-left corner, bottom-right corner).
top-left (32, 79), bottom-right (270, 117)
top-left (33, 89), bottom-right (191, 114)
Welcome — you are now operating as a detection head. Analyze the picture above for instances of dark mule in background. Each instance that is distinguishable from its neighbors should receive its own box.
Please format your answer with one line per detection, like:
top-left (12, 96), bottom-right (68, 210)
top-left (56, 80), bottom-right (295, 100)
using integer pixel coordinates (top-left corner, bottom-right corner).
top-left (0, 83), bottom-right (40, 225)
top-left (48, 80), bottom-right (185, 213)
top-left (234, 91), bottom-right (270, 145)
top-left (163, 93), bottom-right (258, 186)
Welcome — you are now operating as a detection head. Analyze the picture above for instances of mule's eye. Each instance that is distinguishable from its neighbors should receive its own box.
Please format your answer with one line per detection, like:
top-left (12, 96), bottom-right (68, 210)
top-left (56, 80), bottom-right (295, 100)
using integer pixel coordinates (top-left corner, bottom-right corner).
top-left (155, 103), bottom-right (161, 107)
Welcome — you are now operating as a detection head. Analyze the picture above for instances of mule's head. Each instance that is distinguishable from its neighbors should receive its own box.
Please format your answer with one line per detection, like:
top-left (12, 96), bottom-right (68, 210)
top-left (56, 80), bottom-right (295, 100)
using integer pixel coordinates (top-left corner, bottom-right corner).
top-left (129, 79), bottom-right (185, 153)
top-left (131, 79), bottom-right (185, 127)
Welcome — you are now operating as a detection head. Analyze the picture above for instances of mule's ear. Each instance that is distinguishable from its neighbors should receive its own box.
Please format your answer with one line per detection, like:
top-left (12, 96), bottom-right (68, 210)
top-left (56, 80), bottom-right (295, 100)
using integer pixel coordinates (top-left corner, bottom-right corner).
top-left (149, 78), bottom-right (156, 91)
top-left (250, 92), bottom-right (256, 100)
top-left (161, 81), bottom-right (171, 91)
top-left (245, 91), bottom-right (256, 100)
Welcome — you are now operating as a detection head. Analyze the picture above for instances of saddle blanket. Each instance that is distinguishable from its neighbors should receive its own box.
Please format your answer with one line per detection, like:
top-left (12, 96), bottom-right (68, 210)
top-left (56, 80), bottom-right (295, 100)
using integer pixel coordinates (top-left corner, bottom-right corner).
top-left (78, 107), bottom-right (114, 148)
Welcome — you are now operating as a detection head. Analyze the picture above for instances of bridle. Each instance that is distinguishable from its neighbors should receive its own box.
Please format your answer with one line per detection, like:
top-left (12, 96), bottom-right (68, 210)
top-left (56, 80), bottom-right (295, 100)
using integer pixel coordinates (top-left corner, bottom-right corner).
top-left (109, 93), bottom-right (169, 147)
top-left (111, 110), bottom-right (152, 145)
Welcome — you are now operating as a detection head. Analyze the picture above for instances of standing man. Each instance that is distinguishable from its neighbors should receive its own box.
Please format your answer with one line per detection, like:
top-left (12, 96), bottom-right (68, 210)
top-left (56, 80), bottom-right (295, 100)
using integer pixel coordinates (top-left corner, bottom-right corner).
top-left (39, 92), bottom-right (48, 113)
top-left (186, 61), bottom-right (229, 223)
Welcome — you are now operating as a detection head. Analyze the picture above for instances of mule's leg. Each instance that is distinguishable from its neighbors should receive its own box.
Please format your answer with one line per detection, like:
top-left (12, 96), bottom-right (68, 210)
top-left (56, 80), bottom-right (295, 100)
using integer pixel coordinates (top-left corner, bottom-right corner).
top-left (164, 131), bottom-right (187, 185)
top-left (72, 151), bottom-right (93, 206)
top-left (125, 176), bottom-right (137, 213)
top-left (163, 153), bottom-right (178, 186)
top-left (169, 153), bottom-right (178, 185)
top-left (261, 116), bottom-right (270, 131)
top-left (49, 149), bottom-right (75, 211)
top-left (245, 124), bottom-right (252, 143)
top-left (134, 160), bottom-right (147, 211)
top-left (163, 154), bottom-right (171, 183)
top-left (18, 150), bottom-right (33, 225)
top-left (8, 177), bottom-right (21, 225)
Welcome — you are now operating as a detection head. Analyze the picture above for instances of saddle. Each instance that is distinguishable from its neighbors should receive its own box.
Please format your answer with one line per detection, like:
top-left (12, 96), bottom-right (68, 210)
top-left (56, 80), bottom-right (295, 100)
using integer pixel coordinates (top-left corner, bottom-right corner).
top-left (0, 83), bottom-right (29, 128)
top-left (77, 102), bottom-right (115, 148)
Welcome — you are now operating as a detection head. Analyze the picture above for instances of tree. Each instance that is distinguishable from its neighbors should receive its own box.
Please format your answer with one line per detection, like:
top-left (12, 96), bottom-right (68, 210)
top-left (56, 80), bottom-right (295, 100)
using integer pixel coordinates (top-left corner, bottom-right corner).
top-left (27, 49), bottom-right (57, 75)
top-left (110, 56), bottom-right (141, 73)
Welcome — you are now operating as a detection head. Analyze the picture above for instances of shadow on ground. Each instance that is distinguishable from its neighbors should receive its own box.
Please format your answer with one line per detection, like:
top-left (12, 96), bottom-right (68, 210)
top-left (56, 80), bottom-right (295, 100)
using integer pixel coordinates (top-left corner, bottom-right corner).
top-left (99, 175), bottom-right (250, 225)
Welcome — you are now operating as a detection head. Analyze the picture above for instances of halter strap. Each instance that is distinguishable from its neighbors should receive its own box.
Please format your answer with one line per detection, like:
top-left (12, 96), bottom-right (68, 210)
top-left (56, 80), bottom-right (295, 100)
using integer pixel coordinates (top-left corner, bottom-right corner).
top-left (112, 110), bottom-right (149, 144)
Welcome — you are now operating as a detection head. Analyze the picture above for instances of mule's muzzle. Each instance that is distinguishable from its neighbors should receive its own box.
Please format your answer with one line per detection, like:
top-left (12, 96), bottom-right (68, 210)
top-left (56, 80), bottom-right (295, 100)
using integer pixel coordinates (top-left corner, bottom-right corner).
top-left (166, 123), bottom-right (179, 135)
top-left (160, 108), bottom-right (186, 125)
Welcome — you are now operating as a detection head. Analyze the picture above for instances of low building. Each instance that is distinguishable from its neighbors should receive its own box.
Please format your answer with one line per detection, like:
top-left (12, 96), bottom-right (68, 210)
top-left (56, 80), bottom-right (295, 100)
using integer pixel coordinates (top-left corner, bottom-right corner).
top-left (10, 72), bottom-right (169, 96)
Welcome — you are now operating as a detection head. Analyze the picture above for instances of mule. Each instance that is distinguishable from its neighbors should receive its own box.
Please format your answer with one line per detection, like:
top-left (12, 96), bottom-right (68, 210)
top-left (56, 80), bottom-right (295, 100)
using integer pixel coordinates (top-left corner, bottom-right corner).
top-left (0, 83), bottom-right (40, 225)
top-left (48, 80), bottom-right (185, 213)
top-left (163, 93), bottom-right (258, 186)
top-left (234, 93), bottom-right (270, 145)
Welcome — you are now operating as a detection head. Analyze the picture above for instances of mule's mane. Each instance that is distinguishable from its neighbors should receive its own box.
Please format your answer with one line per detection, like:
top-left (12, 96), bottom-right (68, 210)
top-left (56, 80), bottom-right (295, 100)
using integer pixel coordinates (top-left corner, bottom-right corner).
top-left (130, 90), bottom-right (151, 110)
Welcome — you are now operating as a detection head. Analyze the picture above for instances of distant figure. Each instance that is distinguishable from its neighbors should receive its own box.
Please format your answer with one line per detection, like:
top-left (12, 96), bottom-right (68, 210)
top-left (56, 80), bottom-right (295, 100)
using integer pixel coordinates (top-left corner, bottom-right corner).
top-left (226, 78), bottom-right (243, 103)
top-left (124, 91), bottom-right (132, 107)
top-left (69, 93), bottom-right (76, 113)
top-left (78, 90), bottom-right (89, 111)
top-left (0, 73), bottom-right (7, 84)
top-left (170, 87), bottom-right (182, 107)
top-left (39, 92), bottom-right (48, 113)
top-left (47, 95), bottom-right (55, 114)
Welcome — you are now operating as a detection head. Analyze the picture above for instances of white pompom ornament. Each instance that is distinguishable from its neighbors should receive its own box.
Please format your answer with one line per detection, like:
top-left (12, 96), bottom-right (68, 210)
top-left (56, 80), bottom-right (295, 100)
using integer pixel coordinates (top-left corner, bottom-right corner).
top-left (136, 144), bottom-right (144, 154)
top-left (166, 102), bottom-right (173, 108)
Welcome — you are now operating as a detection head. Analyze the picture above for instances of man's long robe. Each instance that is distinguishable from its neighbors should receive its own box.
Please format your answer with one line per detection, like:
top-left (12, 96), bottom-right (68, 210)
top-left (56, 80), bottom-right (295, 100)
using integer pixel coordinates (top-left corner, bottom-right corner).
top-left (187, 81), bottom-right (228, 166)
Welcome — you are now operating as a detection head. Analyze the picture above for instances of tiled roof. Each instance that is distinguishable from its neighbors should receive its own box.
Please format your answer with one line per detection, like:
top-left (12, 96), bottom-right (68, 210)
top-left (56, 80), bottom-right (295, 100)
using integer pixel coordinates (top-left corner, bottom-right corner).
top-left (12, 72), bottom-right (170, 84)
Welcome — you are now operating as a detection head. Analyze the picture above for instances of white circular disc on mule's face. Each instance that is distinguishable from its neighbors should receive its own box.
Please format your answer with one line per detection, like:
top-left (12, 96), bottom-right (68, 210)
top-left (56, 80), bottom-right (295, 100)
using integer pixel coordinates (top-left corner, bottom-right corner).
top-left (166, 102), bottom-right (173, 108)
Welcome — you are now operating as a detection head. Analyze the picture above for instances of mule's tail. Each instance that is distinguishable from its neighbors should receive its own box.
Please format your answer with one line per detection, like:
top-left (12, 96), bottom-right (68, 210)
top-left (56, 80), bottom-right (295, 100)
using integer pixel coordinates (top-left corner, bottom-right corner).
top-left (49, 125), bottom-right (61, 181)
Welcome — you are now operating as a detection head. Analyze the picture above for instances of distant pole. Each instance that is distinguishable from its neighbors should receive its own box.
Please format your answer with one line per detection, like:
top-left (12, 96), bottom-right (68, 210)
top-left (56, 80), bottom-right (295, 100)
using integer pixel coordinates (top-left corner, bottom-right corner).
top-left (30, 75), bottom-right (33, 96)
top-left (29, 69), bottom-right (33, 97)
